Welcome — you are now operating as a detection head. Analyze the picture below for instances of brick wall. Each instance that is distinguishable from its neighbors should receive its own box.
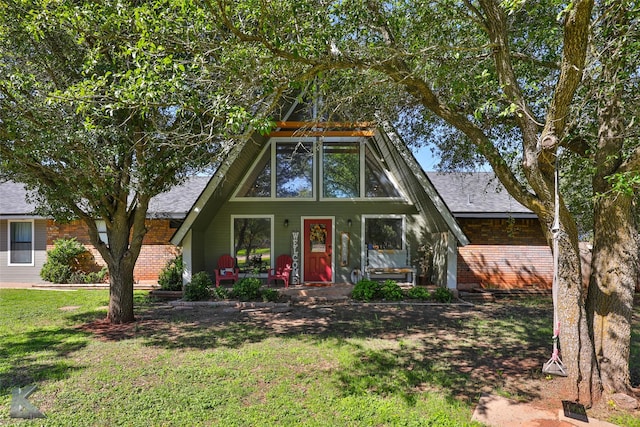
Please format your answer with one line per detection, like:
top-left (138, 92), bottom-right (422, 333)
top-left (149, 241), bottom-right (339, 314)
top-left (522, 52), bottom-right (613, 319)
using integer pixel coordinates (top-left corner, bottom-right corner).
top-left (456, 217), bottom-right (553, 290)
top-left (47, 219), bottom-right (179, 284)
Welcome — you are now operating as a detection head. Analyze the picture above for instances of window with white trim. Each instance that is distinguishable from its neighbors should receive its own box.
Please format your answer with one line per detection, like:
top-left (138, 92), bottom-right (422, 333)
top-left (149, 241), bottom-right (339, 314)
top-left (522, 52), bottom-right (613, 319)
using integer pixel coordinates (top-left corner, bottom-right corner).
top-left (235, 137), bottom-right (403, 200)
top-left (364, 216), bottom-right (404, 250)
top-left (322, 141), bottom-right (360, 198)
top-left (276, 141), bottom-right (314, 198)
top-left (8, 220), bottom-right (34, 265)
top-left (232, 216), bottom-right (273, 273)
top-left (96, 220), bottom-right (109, 245)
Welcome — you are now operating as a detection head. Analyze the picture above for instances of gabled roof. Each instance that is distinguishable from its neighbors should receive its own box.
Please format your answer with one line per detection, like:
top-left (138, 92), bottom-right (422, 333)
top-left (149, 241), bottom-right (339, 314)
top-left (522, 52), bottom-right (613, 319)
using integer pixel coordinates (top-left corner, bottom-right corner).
top-left (170, 117), bottom-right (471, 246)
top-left (426, 172), bottom-right (534, 218)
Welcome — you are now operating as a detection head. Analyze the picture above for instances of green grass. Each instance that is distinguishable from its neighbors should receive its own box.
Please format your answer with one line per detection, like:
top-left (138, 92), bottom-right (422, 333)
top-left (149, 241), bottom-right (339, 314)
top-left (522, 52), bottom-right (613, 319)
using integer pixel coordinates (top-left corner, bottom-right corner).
top-left (1, 290), bottom-right (638, 426)
top-left (0, 289), bottom-right (480, 426)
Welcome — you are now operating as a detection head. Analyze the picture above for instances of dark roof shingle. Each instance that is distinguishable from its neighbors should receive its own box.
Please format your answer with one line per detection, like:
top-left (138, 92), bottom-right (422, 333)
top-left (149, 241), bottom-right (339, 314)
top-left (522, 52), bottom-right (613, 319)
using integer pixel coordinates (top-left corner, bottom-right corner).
top-left (427, 172), bottom-right (533, 217)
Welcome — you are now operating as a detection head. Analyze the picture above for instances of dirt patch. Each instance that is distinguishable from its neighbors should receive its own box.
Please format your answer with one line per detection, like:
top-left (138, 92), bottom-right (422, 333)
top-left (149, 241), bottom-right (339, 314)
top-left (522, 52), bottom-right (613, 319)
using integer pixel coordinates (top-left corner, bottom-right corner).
top-left (78, 299), bottom-right (638, 423)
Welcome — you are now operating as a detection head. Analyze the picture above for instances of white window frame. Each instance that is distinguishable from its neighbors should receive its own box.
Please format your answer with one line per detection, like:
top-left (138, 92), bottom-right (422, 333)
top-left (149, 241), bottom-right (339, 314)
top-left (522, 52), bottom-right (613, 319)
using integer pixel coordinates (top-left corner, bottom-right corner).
top-left (230, 214), bottom-right (274, 273)
top-left (319, 138), bottom-right (363, 200)
top-left (95, 219), bottom-right (109, 245)
top-left (361, 214), bottom-right (407, 250)
top-left (7, 219), bottom-right (35, 266)
top-left (232, 137), bottom-right (317, 201)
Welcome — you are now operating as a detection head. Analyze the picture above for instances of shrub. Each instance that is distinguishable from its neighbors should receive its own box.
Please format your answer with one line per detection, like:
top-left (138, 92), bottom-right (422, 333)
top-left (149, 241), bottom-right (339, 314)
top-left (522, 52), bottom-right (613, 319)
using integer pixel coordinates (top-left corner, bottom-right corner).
top-left (40, 238), bottom-right (86, 283)
top-left (158, 254), bottom-right (183, 291)
top-left (231, 277), bottom-right (262, 301)
top-left (380, 280), bottom-right (404, 301)
top-left (184, 272), bottom-right (212, 301)
top-left (406, 286), bottom-right (432, 301)
top-left (211, 286), bottom-right (229, 300)
top-left (352, 279), bottom-right (382, 301)
top-left (68, 267), bottom-right (109, 285)
top-left (261, 288), bottom-right (280, 302)
top-left (433, 287), bottom-right (453, 303)
top-left (84, 267), bottom-right (108, 284)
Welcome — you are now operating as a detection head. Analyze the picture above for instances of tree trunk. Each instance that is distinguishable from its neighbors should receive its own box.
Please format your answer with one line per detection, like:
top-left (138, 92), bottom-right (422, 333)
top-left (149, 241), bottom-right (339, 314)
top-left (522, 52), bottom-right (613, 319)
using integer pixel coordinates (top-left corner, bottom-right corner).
top-left (107, 258), bottom-right (136, 324)
top-left (555, 228), bottom-right (601, 405)
top-left (587, 192), bottom-right (637, 394)
top-left (586, 76), bottom-right (639, 394)
top-left (84, 197), bottom-right (148, 324)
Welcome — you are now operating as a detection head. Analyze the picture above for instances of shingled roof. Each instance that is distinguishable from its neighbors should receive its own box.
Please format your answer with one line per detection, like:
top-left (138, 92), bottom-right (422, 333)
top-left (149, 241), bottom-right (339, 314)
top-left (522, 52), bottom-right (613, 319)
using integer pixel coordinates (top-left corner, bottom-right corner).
top-left (0, 177), bottom-right (210, 219)
top-left (2, 173), bottom-right (533, 220)
top-left (0, 181), bottom-right (36, 217)
top-left (426, 172), bottom-right (534, 218)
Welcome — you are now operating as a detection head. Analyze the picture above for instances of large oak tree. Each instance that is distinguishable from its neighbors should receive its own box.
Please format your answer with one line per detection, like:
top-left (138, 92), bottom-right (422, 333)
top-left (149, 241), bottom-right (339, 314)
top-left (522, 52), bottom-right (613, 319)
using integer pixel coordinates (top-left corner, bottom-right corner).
top-left (0, 0), bottom-right (276, 323)
top-left (212, 0), bottom-right (639, 404)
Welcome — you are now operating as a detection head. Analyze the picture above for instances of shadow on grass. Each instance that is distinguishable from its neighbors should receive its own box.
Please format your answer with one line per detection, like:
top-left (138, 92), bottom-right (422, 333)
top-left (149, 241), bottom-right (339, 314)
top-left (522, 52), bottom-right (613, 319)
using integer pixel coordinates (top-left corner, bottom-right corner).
top-left (0, 327), bottom-right (91, 395)
top-left (75, 299), bottom-right (558, 404)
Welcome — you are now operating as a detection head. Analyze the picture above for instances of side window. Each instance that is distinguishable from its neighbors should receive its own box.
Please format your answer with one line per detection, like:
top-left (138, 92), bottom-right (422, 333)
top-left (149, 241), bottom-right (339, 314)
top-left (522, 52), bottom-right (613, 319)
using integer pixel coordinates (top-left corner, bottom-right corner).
top-left (8, 220), bottom-right (33, 265)
top-left (364, 217), bottom-right (404, 250)
top-left (96, 220), bottom-right (109, 245)
top-left (236, 149), bottom-right (271, 197)
top-left (232, 216), bottom-right (272, 274)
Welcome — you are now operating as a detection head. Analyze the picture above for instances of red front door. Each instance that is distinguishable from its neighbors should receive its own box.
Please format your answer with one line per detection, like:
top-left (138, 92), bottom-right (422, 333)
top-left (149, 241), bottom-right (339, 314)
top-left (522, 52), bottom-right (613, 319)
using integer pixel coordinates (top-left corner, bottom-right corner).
top-left (303, 218), bottom-right (333, 282)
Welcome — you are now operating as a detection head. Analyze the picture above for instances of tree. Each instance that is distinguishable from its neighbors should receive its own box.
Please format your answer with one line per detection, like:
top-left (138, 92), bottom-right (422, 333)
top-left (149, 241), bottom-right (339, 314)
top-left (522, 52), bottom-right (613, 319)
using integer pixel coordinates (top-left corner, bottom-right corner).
top-left (211, 0), bottom-right (639, 404)
top-left (0, 0), bottom-right (275, 323)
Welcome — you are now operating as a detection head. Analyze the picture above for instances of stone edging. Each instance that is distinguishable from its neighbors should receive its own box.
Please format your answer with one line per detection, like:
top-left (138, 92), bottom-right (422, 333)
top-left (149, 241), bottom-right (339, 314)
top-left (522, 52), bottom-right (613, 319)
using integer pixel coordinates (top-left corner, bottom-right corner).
top-left (168, 300), bottom-right (291, 309)
top-left (168, 299), bottom-right (474, 308)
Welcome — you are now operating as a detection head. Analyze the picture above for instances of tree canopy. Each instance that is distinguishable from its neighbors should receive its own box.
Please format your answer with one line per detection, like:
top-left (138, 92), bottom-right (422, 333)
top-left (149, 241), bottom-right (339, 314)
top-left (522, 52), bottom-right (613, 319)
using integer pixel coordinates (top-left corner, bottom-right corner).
top-left (210, 0), bottom-right (639, 404)
top-left (0, 0), bottom-right (278, 322)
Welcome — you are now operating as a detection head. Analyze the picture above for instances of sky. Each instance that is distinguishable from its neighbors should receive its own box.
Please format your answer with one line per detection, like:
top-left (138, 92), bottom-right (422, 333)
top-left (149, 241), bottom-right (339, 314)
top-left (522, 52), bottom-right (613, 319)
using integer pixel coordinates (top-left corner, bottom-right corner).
top-left (412, 145), bottom-right (439, 171)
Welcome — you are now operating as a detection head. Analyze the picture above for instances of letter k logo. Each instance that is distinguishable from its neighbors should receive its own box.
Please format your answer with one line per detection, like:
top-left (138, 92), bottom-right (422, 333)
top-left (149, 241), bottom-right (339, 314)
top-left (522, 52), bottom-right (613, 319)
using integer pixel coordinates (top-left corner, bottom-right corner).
top-left (11, 385), bottom-right (45, 419)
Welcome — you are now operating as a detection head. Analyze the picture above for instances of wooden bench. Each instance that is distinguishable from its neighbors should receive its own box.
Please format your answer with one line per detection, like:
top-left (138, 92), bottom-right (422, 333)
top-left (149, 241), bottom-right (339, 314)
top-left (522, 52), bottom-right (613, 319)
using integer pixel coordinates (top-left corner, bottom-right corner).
top-left (365, 249), bottom-right (416, 286)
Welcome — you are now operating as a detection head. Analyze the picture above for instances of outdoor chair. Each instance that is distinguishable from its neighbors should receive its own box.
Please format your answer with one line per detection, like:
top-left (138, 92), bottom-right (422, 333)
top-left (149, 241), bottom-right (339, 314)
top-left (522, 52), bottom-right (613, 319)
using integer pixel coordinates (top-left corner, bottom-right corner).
top-left (267, 254), bottom-right (293, 288)
top-left (214, 254), bottom-right (239, 287)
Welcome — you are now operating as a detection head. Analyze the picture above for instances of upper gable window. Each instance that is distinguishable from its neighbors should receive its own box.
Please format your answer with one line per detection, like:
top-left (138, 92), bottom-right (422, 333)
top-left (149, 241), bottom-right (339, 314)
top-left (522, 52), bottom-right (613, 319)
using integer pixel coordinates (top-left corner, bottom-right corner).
top-left (365, 145), bottom-right (401, 198)
top-left (235, 137), bottom-right (403, 200)
top-left (322, 142), bottom-right (360, 198)
top-left (236, 149), bottom-right (271, 197)
top-left (276, 141), bottom-right (313, 198)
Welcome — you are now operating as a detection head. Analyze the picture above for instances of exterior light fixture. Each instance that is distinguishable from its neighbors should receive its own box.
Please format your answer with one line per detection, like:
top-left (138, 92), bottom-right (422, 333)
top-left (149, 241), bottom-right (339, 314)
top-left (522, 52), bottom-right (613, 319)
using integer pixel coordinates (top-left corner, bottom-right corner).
top-left (347, 219), bottom-right (352, 228)
top-left (284, 219), bottom-right (289, 227)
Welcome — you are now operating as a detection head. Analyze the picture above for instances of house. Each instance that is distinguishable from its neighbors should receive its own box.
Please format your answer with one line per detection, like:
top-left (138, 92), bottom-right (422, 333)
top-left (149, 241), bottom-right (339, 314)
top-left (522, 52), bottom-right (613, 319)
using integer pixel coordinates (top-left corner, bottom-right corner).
top-left (1, 98), bottom-right (557, 290)
top-left (0, 179), bottom-right (208, 286)
top-left (1, 171), bottom-right (556, 290)
top-left (168, 99), bottom-right (471, 290)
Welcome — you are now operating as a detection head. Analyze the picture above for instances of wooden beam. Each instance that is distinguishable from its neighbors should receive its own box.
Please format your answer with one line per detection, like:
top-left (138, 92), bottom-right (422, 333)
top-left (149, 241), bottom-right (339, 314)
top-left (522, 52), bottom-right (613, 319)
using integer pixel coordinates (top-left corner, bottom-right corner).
top-left (268, 130), bottom-right (375, 137)
top-left (275, 121), bottom-right (375, 129)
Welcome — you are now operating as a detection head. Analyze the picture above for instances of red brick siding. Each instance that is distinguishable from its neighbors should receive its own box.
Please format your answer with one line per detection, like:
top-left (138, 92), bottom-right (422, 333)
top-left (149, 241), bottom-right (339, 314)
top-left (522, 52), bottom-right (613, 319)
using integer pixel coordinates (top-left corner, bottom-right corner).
top-left (47, 219), bottom-right (179, 283)
top-left (456, 217), bottom-right (553, 289)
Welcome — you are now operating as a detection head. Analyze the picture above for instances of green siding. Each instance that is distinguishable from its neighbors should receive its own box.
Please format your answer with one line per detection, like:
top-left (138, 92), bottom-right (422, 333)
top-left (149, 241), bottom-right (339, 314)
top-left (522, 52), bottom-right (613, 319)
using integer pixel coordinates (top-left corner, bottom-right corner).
top-left (194, 199), bottom-right (438, 283)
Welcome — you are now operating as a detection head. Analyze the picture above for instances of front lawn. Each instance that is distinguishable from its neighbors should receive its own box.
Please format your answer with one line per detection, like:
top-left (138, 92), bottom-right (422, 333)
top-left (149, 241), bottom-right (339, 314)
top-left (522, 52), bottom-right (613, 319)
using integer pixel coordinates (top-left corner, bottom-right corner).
top-left (0, 289), bottom-right (638, 426)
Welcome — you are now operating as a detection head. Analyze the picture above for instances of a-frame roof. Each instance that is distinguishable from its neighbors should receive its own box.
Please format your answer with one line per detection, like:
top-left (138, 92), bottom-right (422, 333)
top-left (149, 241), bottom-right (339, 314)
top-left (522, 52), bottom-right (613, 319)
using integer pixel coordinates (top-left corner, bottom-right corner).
top-left (170, 104), bottom-right (469, 246)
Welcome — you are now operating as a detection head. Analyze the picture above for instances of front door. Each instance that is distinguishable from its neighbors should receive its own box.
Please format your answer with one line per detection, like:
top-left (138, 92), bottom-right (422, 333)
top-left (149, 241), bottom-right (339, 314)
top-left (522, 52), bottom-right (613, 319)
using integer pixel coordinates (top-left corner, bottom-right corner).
top-left (303, 218), bottom-right (333, 282)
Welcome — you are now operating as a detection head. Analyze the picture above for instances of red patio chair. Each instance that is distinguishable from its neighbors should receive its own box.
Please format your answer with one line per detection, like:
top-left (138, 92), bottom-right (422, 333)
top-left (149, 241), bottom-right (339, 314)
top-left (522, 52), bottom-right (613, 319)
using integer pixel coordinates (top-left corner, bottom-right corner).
top-left (214, 254), bottom-right (239, 287)
top-left (267, 254), bottom-right (293, 288)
